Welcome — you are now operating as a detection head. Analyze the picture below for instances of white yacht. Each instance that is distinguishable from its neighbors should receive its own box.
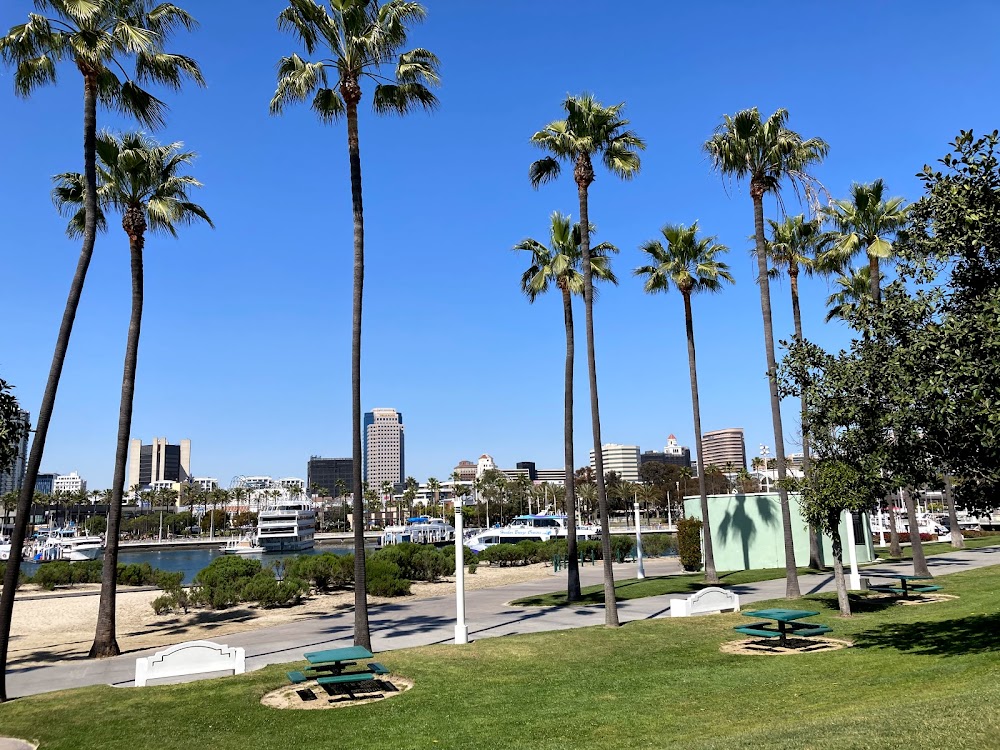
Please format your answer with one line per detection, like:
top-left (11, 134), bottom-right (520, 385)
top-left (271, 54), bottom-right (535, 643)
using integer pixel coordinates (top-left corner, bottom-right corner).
top-left (466, 514), bottom-right (599, 553)
top-left (220, 533), bottom-right (263, 555)
top-left (29, 531), bottom-right (104, 562)
top-left (256, 499), bottom-right (315, 553)
top-left (380, 516), bottom-right (455, 547)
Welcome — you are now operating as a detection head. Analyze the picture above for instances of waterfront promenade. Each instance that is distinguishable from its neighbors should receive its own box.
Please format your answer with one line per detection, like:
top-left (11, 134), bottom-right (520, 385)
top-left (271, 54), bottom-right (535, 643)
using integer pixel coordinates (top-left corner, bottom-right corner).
top-left (7, 545), bottom-right (999, 698)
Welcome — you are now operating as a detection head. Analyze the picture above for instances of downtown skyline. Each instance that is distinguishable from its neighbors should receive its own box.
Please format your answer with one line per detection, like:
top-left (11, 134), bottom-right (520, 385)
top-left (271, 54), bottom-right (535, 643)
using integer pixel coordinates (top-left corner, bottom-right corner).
top-left (3, 1), bottom-right (998, 490)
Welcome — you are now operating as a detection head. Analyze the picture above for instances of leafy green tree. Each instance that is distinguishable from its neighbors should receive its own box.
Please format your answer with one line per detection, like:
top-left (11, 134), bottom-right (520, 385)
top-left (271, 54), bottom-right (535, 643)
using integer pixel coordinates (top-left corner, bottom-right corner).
top-left (704, 107), bottom-right (827, 598)
top-left (0, 0), bottom-right (202, 694)
top-left (530, 94), bottom-right (644, 627)
top-left (53, 131), bottom-right (211, 658)
top-left (635, 222), bottom-right (733, 584)
top-left (0, 380), bottom-right (28, 481)
top-left (515, 211), bottom-right (618, 602)
top-left (822, 179), bottom-right (908, 305)
top-left (270, 0), bottom-right (439, 652)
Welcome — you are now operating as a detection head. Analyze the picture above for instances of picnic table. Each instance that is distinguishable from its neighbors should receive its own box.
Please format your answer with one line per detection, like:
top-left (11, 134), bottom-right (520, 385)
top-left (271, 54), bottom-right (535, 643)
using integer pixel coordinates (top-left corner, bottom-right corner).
top-left (303, 645), bottom-right (374, 674)
top-left (734, 609), bottom-right (832, 647)
top-left (868, 574), bottom-right (940, 598)
top-left (289, 646), bottom-right (391, 699)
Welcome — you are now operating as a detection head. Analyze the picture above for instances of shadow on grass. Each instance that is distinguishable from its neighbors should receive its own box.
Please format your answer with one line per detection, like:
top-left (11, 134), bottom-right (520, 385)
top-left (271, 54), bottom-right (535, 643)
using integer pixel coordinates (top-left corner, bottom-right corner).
top-left (853, 613), bottom-right (1000, 656)
top-left (804, 592), bottom-right (901, 615)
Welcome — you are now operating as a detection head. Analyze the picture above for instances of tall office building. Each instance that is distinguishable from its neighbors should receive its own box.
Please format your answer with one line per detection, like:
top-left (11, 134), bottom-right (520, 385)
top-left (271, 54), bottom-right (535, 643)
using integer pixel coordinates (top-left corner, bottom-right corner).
top-left (0, 409), bottom-right (29, 495)
top-left (363, 408), bottom-right (404, 488)
top-left (589, 444), bottom-right (641, 483)
top-left (53, 471), bottom-right (87, 494)
top-left (307, 457), bottom-right (353, 496)
top-left (128, 438), bottom-right (192, 490)
top-left (640, 434), bottom-right (692, 470)
top-left (452, 460), bottom-right (477, 482)
top-left (35, 472), bottom-right (57, 495)
top-left (700, 428), bottom-right (747, 470)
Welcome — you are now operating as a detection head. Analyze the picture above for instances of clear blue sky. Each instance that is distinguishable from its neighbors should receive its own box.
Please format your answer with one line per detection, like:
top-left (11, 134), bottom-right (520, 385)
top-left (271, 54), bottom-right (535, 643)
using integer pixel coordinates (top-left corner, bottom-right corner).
top-left (2, 1), bottom-right (998, 490)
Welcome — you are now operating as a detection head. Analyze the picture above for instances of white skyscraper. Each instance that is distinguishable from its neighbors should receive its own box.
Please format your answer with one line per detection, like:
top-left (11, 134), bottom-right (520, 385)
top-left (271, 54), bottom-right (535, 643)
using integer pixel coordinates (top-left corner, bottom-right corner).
top-left (363, 408), bottom-right (404, 488)
top-left (589, 443), bottom-right (641, 483)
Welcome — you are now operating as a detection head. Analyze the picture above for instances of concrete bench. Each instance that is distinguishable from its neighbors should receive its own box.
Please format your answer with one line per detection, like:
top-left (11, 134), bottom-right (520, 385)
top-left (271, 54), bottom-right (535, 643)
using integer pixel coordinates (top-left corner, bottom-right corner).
top-left (135, 640), bottom-right (245, 687)
top-left (670, 586), bottom-right (740, 617)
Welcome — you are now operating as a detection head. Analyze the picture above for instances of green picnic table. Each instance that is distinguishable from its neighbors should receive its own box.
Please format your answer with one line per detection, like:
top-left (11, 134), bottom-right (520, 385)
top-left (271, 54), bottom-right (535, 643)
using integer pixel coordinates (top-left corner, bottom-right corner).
top-left (303, 645), bottom-right (374, 674)
top-left (869, 573), bottom-right (940, 598)
top-left (734, 609), bottom-right (832, 647)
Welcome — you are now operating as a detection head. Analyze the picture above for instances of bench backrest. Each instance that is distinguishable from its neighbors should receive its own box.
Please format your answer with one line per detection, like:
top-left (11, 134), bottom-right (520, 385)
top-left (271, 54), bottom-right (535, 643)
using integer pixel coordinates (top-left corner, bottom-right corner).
top-left (670, 586), bottom-right (740, 617)
top-left (135, 640), bottom-right (246, 687)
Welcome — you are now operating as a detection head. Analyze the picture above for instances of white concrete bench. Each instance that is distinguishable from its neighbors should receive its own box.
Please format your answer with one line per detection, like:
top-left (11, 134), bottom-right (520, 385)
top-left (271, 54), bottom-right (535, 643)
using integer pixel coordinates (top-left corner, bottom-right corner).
top-left (135, 640), bottom-right (245, 687)
top-left (670, 586), bottom-right (740, 617)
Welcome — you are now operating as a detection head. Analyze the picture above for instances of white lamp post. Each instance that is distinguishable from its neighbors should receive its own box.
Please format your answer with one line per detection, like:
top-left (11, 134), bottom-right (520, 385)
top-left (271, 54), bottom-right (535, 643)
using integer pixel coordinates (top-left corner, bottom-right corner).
top-left (633, 501), bottom-right (646, 579)
top-left (454, 503), bottom-right (469, 645)
top-left (845, 510), bottom-right (862, 590)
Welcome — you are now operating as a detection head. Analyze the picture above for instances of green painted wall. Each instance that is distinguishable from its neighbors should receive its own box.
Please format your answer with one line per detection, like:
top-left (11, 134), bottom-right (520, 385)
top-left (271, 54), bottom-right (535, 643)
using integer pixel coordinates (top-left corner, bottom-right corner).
top-left (682, 492), bottom-right (874, 571)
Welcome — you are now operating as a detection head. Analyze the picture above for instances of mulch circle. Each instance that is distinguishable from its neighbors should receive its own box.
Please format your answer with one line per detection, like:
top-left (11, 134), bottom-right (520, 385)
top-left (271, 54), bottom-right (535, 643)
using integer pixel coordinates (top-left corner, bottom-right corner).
top-left (261, 675), bottom-right (413, 710)
top-left (890, 593), bottom-right (958, 606)
top-left (721, 637), bottom-right (853, 656)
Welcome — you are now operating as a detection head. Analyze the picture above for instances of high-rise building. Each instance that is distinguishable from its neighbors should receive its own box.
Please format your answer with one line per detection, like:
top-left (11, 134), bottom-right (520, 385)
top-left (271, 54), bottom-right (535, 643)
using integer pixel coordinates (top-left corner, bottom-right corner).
top-left (700, 428), bottom-right (747, 470)
top-left (128, 438), bottom-right (191, 490)
top-left (452, 460), bottom-right (477, 482)
top-left (589, 444), bottom-right (640, 483)
top-left (53, 471), bottom-right (87, 494)
top-left (35, 472), bottom-right (57, 495)
top-left (640, 434), bottom-right (692, 470)
top-left (0, 409), bottom-right (29, 495)
top-left (307, 457), bottom-right (353, 496)
top-left (363, 408), bottom-right (404, 488)
top-left (516, 461), bottom-right (538, 481)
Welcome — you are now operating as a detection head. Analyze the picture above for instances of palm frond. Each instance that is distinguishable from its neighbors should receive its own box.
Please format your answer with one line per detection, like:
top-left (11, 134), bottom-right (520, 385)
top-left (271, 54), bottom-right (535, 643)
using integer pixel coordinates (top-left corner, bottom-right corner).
top-left (371, 81), bottom-right (437, 115)
top-left (270, 54), bottom-right (328, 114)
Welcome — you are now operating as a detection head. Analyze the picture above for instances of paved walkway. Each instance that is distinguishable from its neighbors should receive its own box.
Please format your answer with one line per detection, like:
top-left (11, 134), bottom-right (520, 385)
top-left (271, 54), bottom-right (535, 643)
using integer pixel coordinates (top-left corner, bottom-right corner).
top-left (7, 546), bottom-right (999, 698)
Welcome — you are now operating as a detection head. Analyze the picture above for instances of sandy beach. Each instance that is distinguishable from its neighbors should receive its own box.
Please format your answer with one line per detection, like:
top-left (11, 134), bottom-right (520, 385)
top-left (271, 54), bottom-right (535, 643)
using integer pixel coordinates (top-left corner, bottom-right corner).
top-left (8, 563), bottom-right (554, 669)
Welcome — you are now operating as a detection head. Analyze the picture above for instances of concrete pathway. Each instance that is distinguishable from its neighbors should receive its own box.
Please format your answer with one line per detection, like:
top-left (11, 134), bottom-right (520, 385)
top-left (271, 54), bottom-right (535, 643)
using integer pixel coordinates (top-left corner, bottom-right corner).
top-left (0, 738), bottom-right (34, 750)
top-left (7, 545), bottom-right (999, 699)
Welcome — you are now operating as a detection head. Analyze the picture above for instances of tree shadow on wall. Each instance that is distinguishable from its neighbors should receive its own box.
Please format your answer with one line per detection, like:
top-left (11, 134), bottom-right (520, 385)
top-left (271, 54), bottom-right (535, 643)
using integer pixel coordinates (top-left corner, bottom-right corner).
top-left (852, 613), bottom-right (1000, 657)
top-left (717, 494), bottom-right (778, 570)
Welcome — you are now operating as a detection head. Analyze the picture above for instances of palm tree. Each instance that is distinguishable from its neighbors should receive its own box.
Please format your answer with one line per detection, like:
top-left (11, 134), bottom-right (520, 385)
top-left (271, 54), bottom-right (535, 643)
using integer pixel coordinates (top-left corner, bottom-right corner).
top-left (704, 107), bottom-right (828, 598)
top-left (635, 222), bottom-right (733, 584)
top-left (824, 266), bottom-right (875, 323)
top-left (529, 93), bottom-right (644, 627)
top-left (271, 0), bottom-right (439, 652)
top-left (0, 1), bottom-right (203, 693)
top-left (403, 476), bottom-right (418, 518)
top-left (55, 132), bottom-right (211, 654)
top-left (426, 477), bottom-right (440, 517)
top-left (766, 214), bottom-right (830, 569)
top-left (515, 211), bottom-right (618, 602)
top-left (821, 179), bottom-right (907, 305)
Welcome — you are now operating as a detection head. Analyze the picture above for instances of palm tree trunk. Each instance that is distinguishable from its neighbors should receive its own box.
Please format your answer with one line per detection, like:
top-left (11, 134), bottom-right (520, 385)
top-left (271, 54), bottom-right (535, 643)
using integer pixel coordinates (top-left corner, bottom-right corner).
top-left (790, 270), bottom-right (822, 570)
top-left (903, 489), bottom-right (931, 577)
top-left (683, 292), bottom-right (718, 583)
top-left (345, 91), bottom-right (371, 651)
top-left (751, 189), bottom-right (800, 598)
top-left (576, 163), bottom-right (618, 627)
top-left (830, 524), bottom-right (852, 617)
top-left (0, 71), bottom-right (100, 701)
top-left (561, 285), bottom-right (581, 601)
top-left (91, 226), bottom-right (145, 657)
top-left (868, 255), bottom-right (881, 306)
top-left (944, 475), bottom-right (964, 549)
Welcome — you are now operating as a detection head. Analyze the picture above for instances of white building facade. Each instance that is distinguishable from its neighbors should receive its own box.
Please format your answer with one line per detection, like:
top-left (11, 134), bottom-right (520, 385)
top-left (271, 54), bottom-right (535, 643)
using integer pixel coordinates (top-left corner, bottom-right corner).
top-left (53, 471), bottom-right (87, 494)
top-left (589, 444), bottom-right (640, 483)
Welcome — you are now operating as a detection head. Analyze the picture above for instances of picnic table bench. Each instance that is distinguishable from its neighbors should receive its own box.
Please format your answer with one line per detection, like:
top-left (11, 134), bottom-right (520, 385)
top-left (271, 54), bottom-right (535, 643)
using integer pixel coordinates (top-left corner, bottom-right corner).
top-left (288, 646), bottom-right (393, 700)
top-left (868, 574), bottom-right (940, 598)
top-left (734, 609), bottom-right (832, 647)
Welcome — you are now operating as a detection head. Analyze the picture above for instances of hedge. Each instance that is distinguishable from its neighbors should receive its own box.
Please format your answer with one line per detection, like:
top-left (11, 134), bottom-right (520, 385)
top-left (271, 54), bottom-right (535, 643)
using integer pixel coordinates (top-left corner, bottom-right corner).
top-left (676, 517), bottom-right (703, 572)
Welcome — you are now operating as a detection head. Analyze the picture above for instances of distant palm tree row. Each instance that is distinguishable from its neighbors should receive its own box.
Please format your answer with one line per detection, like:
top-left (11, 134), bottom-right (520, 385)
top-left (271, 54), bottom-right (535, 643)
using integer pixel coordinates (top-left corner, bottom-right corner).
top-left (517, 100), bottom-right (909, 617)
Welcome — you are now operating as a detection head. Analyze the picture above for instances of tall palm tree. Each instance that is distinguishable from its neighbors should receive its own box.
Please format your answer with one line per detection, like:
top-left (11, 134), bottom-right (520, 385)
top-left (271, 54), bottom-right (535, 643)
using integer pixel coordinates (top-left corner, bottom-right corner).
top-left (824, 266), bottom-right (875, 324)
top-left (0, 0), bottom-right (202, 695)
top-left (821, 179), bottom-right (907, 305)
top-left (635, 222), bottom-right (733, 584)
top-left (514, 211), bottom-right (618, 601)
top-left (704, 107), bottom-right (828, 598)
top-left (271, 0), bottom-right (439, 651)
top-left (766, 214), bottom-right (830, 569)
top-left (529, 94), bottom-right (644, 627)
top-left (426, 477), bottom-right (440, 517)
top-left (54, 132), bottom-right (211, 657)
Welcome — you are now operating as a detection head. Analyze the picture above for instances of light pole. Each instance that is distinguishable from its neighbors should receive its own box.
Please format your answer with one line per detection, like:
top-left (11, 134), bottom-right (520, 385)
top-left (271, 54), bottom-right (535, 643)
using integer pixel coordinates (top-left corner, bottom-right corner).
top-left (633, 501), bottom-right (646, 579)
top-left (759, 444), bottom-right (771, 492)
top-left (844, 510), bottom-right (862, 590)
top-left (454, 503), bottom-right (469, 645)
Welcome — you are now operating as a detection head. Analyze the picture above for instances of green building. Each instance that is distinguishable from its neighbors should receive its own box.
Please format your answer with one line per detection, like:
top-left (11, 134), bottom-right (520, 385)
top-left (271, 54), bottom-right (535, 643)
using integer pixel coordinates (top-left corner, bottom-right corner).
top-left (682, 492), bottom-right (875, 571)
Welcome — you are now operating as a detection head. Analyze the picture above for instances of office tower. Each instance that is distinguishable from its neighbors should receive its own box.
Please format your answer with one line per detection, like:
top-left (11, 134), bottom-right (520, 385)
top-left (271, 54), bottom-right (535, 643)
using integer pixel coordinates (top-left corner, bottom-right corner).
top-left (128, 438), bottom-right (192, 489)
top-left (34, 472), bottom-right (57, 495)
top-left (363, 408), bottom-right (404, 488)
top-left (53, 471), bottom-right (87, 494)
top-left (589, 444), bottom-right (641, 483)
top-left (452, 460), bottom-right (477, 482)
top-left (640, 434), bottom-right (693, 470)
top-left (700, 428), bottom-right (747, 470)
top-left (307, 457), bottom-right (354, 496)
top-left (0, 409), bottom-right (29, 494)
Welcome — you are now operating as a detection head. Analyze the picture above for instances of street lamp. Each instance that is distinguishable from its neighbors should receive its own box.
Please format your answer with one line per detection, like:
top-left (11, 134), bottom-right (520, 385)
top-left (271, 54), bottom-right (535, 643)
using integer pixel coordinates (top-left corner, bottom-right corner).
top-left (454, 502), bottom-right (469, 645)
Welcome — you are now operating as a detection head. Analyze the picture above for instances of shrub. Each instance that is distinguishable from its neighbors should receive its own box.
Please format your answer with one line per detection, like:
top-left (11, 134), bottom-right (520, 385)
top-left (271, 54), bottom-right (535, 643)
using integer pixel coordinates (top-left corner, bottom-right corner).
top-left (151, 594), bottom-right (174, 615)
top-left (31, 562), bottom-right (74, 590)
top-left (467, 557), bottom-right (478, 574)
top-left (0, 562), bottom-right (26, 591)
top-left (373, 543), bottom-right (451, 581)
top-left (241, 571), bottom-right (285, 608)
top-left (676, 517), bottom-right (703, 572)
top-left (286, 552), bottom-right (353, 591)
top-left (194, 556), bottom-right (262, 609)
top-left (366, 558), bottom-right (411, 597)
top-left (150, 587), bottom-right (194, 615)
top-left (642, 533), bottom-right (677, 558)
top-left (609, 535), bottom-right (635, 561)
top-left (874, 532), bottom-right (936, 545)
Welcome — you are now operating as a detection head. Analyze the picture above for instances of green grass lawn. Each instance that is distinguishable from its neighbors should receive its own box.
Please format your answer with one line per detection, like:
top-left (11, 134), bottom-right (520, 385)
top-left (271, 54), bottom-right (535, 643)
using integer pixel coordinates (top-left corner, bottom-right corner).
top-left (2, 565), bottom-right (999, 750)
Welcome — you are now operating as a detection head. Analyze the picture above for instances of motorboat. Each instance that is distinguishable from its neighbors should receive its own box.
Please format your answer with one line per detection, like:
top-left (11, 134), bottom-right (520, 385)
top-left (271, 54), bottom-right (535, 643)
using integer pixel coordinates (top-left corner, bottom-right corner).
top-left (466, 514), bottom-right (599, 553)
top-left (220, 533), bottom-right (263, 555)
top-left (0, 539), bottom-right (10, 562)
top-left (380, 516), bottom-right (456, 547)
top-left (257, 499), bottom-right (315, 552)
top-left (28, 530), bottom-right (104, 562)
